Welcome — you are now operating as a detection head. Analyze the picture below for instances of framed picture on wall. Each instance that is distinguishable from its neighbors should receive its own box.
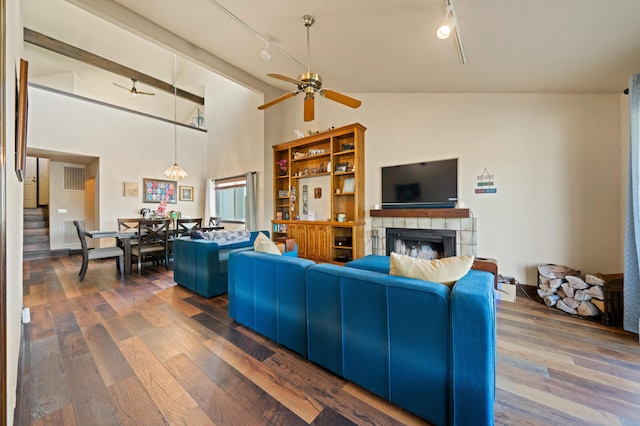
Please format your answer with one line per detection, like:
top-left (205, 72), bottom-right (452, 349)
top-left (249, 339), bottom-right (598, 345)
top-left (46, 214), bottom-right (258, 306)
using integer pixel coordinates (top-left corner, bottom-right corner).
top-left (179, 186), bottom-right (194, 201)
top-left (143, 178), bottom-right (177, 203)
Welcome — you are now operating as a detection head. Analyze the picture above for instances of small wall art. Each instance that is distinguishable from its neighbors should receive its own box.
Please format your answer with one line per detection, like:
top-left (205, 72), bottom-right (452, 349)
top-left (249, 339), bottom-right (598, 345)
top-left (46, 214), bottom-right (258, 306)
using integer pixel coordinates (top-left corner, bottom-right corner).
top-left (179, 186), bottom-right (194, 201)
top-left (143, 178), bottom-right (177, 204)
top-left (124, 182), bottom-right (139, 197)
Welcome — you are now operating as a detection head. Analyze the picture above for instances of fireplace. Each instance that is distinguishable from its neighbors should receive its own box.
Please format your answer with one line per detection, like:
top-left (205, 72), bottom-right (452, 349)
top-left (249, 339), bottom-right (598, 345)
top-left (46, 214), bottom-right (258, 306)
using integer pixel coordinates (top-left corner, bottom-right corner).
top-left (370, 212), bottom-right (477, 257)
top-left (386, 228), bottom-right (456, 259)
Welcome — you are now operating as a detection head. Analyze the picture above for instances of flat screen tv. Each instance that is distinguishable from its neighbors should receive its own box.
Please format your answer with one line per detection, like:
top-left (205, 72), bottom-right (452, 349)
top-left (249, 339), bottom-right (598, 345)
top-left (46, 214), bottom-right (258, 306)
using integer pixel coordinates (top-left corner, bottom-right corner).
top-left (381, 158), bottom-right (458, 209)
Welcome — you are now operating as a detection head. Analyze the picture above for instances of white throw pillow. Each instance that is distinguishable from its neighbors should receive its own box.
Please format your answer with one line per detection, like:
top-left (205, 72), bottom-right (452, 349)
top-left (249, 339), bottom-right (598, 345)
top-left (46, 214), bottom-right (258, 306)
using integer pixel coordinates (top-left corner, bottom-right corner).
top-left (253, 232), bottom-right (282, 255)
top-left (390, 252), bottom-right (474, 286)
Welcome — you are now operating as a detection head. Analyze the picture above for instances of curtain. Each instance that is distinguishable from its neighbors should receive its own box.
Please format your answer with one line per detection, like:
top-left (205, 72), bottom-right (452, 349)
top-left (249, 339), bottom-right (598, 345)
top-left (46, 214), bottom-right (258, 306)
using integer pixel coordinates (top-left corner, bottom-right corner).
top-left (245, 171), bottom-right (258, 231)
top-left (204, 178), bottom-right (216, 225)
top-left (624, 73), bottom-right (640, 336)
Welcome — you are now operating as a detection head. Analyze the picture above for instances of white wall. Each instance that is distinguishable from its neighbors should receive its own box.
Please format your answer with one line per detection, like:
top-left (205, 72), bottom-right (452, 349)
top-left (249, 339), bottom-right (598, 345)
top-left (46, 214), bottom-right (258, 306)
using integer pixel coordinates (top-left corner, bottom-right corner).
top-left (5, 1), bottom-right (24, 423)
top-left (275, 93), bottom-right (622, 285)
top-left (205, 72), bottom-right (266, 230)
top-left (27, 87), bottom-right (208, 233)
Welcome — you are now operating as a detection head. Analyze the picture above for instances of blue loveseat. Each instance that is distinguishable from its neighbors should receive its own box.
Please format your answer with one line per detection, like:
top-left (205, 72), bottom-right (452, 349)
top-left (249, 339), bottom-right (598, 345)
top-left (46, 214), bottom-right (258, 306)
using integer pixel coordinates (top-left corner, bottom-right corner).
top-left (173, 230), bottom-right (269, 298)
top-left (228, 253), bottom-right (496, 426)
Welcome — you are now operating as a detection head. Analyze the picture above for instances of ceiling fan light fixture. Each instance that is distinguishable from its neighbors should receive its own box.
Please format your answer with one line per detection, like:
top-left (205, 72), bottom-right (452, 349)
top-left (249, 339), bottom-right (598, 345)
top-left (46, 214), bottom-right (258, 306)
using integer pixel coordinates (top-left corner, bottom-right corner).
top-left (436, 24), bottom-right (452, 39)
top-left (436, 0), bottom-right (467, 65)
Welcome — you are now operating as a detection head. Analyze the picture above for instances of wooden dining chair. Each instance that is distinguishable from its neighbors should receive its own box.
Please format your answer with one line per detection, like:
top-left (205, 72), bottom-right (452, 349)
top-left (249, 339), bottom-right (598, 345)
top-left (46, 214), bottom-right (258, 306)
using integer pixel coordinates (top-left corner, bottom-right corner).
top-left (209, 216), bottom-right (221, 227)
top-left (176, 218), bottom-right (202, 237)
top-left (73, 220), bottom-right (124, 281)
top-left (130, 218), bottom-right (170, 275)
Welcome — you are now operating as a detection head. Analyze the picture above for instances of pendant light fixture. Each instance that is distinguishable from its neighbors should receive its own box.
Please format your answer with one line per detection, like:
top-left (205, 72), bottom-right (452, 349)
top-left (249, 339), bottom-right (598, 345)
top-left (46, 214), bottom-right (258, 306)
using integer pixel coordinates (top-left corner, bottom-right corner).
top-left (163, 54), bottom-right (189, 180)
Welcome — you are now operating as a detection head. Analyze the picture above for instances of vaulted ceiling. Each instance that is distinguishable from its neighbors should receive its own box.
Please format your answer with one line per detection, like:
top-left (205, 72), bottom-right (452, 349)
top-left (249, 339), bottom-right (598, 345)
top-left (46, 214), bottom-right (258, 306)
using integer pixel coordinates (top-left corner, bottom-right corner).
top-left (24, 0), bottom-right (640, 121)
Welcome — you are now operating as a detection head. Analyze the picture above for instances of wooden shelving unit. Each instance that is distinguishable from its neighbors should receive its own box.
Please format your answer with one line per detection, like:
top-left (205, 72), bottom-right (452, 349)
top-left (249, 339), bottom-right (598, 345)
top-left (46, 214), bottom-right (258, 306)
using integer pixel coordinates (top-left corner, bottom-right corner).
top-left (272, 123), bottom-right (366, 264)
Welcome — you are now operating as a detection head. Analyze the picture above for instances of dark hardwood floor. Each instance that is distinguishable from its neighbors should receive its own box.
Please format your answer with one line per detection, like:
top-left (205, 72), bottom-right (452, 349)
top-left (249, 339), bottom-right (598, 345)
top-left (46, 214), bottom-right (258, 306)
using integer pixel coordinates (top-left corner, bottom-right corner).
top-left (16, 255), bottom-right (640, 425)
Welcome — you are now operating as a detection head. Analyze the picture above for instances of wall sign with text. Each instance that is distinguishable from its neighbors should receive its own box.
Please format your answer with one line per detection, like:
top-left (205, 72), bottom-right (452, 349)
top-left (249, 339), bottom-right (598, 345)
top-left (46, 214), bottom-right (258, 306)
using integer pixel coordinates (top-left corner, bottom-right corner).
top-left (475, 168), bottom-right (497, 194)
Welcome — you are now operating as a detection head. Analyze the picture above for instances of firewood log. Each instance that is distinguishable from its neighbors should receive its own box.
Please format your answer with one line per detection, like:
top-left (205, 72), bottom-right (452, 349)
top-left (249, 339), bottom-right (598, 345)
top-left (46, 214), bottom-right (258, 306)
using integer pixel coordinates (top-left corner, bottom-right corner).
top-left (574, 290), bottom-right (592, 301)
top-left (561, 283), bottom-right (574, 298)
top-left (549, 278), bottom-right (563, 289)
top-left (577, 301), bottom-right (600, 316)
top-left (557, 288), bottom-right (567, 298)
top-left (556, 299), bottom-right (577, 315)
top-left (584, 285), bottom-right (604, 300)
top-left (543, 295), bottom-right (560, 307)
top-left (537, 288), bottom-right (555, 298)
top-left (539, 282), bottom-right (552, 292)
top-left (591, 299), bottom-right (605, 312)
top-left (585, 273), bottom-right (606, 286)
top-left (563, 297), bottom-right (580, 309)
top-left (566, 275), bottom-right (589, 289)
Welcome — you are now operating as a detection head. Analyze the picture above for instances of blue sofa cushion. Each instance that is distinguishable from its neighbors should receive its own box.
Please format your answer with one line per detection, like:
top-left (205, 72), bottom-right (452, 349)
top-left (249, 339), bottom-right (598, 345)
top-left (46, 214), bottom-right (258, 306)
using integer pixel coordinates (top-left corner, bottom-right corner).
top-left (345, 254), bottom-right (390, 274)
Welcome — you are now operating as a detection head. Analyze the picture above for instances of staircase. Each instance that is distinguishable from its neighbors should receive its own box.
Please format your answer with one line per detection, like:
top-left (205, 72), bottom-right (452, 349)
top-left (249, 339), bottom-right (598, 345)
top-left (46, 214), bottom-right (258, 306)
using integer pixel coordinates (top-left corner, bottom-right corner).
top-left (23, 207), bottom-right (67, 259)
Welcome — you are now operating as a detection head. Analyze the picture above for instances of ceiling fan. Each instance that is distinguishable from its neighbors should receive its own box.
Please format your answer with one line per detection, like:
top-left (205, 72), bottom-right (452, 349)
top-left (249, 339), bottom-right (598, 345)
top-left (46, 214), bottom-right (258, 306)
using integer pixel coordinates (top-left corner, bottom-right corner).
top-left (113, 78), bottom-right (155, 96)
top-left (258, 15), bottom-right (361, 122)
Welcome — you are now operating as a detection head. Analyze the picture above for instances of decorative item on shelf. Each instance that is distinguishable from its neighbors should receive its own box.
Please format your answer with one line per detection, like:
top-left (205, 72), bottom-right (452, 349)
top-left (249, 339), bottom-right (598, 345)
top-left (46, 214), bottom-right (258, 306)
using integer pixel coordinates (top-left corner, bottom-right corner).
top-left (311, 167), bottom-right (318, 174)
top-left (293, 151), bottom-right (306, 159)
top-left (337, 213), bottom-right (346, 222)
top-left (276, 212), bottom-right (283, 220)
top-left (278, 189), bottom-right (289, 198)
top-left (302, 167), bottom-right (309, 176)
top-left (308, 148), bottom-right (324, 156)
top-left (294, 129), bottom-right (304, 139)
top-left (283, 212), bottom-right (290, 220)
top-left (342, 178), bottom-right (355, 193)
top-left (276, 159), bottom-right (288, 175)
top-left (335, 163), bottom-right (348, 172)
top-left (163, 54), bottom-right (189, 180)
top-left (341, 143), bottom-right (354, 151)
top-left (319, 162), bottom-right (326, 173)
top-left (314, 187), bottom-right (322, 198)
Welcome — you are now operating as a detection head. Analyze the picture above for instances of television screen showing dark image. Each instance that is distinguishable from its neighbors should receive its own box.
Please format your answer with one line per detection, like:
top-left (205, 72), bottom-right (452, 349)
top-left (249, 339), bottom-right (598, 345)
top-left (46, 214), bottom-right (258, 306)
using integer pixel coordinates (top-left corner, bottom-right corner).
top-left (381, 158), bottom-right (458, 209)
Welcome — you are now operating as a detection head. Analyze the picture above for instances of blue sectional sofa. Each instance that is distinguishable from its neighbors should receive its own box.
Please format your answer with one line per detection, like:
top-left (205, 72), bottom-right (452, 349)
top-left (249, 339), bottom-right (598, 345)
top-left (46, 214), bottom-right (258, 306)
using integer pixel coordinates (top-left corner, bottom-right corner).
top-left (227, 253), bottom-right (496, 426)
top-left (173, 230), bottom-right (269, 298)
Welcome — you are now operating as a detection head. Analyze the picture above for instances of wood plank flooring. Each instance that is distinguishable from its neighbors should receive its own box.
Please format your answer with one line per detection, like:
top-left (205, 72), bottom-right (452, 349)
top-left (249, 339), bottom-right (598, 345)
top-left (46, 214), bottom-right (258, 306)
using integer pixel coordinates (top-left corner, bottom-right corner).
top-left (16, 256), bottom-right (640, 425)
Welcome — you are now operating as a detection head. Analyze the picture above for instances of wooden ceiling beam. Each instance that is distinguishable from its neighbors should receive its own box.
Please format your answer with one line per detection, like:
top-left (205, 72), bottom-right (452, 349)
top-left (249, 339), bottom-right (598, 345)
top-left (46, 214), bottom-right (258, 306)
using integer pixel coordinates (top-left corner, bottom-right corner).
top-left (24, 27), bottom-right (205, 105)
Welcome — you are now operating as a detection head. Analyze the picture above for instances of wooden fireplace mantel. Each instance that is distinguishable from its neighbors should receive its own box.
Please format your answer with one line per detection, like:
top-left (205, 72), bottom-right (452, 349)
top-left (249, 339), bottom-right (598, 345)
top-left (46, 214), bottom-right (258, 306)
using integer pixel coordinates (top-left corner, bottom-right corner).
top-left (369, 208), bottom-right (470, 218)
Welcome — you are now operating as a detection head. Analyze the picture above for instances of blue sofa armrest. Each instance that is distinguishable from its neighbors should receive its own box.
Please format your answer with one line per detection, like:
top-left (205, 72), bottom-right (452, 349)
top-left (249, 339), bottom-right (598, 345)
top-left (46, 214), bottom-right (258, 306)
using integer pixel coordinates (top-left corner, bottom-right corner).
top-left (173, 230), bottom-right (269, 298)
top-left (450, 270), bottom-right (496, 426)
top-left (228, 250), bottom-right (315, 356)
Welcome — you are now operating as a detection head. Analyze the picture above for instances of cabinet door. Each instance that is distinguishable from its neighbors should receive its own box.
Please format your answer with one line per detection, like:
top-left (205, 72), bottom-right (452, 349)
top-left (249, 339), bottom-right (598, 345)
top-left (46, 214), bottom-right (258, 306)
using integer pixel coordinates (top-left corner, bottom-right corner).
top-left (307, 225), bottom-right (317, 260)
top-left (288, 224), bottom-right (307, 258)
top-left (316, 225), bottom-right (331, 262)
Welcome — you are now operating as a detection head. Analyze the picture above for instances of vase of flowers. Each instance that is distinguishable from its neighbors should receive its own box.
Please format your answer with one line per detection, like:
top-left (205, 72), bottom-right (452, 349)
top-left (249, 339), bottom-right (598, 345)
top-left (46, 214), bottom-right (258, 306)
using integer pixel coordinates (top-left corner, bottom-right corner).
top-left (276, 159), bottom-right (288, 175)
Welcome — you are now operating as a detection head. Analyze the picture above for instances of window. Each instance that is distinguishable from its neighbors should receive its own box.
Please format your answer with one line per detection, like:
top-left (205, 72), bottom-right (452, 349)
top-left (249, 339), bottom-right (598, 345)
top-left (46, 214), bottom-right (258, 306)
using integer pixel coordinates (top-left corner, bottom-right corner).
top-left (215, 176), bottom-right (246, 222)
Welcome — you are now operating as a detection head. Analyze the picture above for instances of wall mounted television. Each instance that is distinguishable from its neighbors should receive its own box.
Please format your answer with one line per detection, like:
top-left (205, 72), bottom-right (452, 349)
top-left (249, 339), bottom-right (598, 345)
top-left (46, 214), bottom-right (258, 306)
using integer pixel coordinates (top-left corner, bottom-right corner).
top-left (381, 158), bottom-right (458, 209)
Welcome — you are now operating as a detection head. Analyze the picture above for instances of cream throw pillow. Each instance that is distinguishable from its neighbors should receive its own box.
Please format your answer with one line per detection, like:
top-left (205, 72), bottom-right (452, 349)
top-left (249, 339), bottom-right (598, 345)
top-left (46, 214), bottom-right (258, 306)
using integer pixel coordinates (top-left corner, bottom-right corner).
top-left (254, 232), bottom-right (282, 255)
top-left (390, 252), bottom-right (474, 286)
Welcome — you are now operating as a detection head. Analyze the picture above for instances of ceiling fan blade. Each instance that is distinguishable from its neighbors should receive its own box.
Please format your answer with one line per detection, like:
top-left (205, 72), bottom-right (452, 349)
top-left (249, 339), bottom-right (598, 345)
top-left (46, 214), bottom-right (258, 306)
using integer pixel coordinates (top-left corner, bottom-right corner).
top-left (321, 89), bottom-right (362, 108)
top-left (136, 91), bottom-right (156, 96)
top-left (258, 91), bottom-right (298, 110)
top-left (113, 82), bottom-right (132, 91)
top-left (304, 96), bottom-right (315, 122)
top-left (268, 73), bottom-right (305, 86)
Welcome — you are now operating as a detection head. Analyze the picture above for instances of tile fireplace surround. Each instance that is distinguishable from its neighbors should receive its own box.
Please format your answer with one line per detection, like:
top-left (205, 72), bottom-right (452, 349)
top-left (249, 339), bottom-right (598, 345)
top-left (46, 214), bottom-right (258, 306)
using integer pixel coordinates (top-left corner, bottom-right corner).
top-left (369, 209), bottom-right (477, 257)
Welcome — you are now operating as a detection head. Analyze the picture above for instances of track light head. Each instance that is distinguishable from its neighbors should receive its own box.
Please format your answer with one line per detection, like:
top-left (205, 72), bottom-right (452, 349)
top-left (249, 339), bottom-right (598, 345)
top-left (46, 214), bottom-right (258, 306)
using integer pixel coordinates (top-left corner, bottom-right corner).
top-left (260, 43), bottom-right (272, 62)
top-left (436, 4), bottom-right (455, 39)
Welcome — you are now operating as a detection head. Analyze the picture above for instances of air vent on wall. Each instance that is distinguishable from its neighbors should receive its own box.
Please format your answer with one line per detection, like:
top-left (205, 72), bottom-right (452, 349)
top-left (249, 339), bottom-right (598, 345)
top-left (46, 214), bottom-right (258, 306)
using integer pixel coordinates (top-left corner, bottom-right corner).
top-left (64, 219), bottom-right (83, 246)
top-left (63, 165), bottom-right (86, 191)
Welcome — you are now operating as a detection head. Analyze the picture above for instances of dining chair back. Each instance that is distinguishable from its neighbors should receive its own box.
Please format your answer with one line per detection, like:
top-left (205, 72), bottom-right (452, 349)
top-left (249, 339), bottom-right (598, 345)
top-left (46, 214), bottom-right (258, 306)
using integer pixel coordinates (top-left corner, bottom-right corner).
top-left (176, 218), bottom-right (202, 237)
top-left (209, 216), bottom-right (221, 227)
top-left (117, 218), bottom-right (140, 232)
top-left (73, 220), bottom-right (124, 281)
top-left (131, 218), bottom-right (171, 274)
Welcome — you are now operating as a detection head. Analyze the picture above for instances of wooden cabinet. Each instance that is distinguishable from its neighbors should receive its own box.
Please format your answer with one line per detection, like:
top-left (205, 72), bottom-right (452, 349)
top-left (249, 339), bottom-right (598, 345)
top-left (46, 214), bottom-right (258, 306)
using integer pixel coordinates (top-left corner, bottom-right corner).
top-left (273, 123), bottom-right (366, 263)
